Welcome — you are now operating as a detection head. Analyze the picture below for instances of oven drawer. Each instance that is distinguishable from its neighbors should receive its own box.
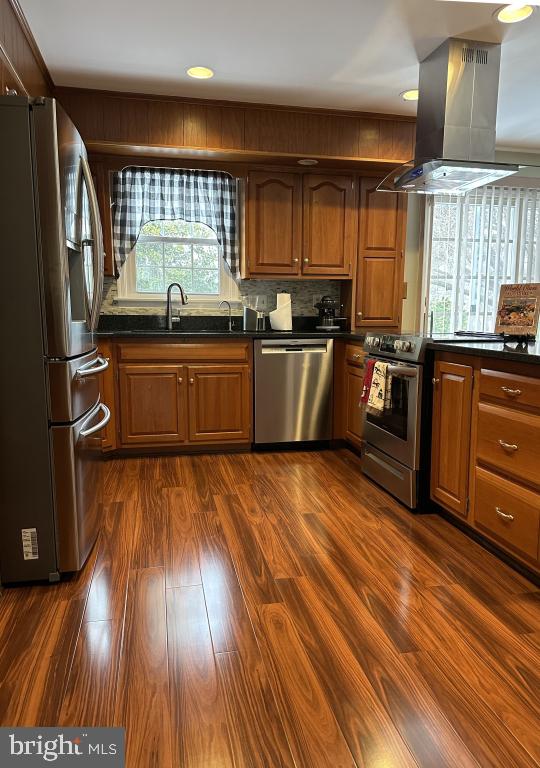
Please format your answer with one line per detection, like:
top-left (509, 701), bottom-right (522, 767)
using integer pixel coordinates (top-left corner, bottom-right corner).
top-left (479, 368), bottom-right (540, 411)
top-left (474, 466), bottom-right (540, 560)
top-left (476, 403), bottom-right (540, 488)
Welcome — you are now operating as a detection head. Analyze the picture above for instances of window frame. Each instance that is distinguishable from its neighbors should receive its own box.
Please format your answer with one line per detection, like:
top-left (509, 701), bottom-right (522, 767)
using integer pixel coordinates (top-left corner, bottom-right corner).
top-left (115, 220), bottom-right (241, 307)
top-left (421, 185), bottom-right (540, 335)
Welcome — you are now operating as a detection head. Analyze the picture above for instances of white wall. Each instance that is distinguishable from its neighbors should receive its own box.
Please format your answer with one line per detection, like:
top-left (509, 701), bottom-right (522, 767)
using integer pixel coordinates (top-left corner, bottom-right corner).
top-left (401, 195), bottom-right (425, 333)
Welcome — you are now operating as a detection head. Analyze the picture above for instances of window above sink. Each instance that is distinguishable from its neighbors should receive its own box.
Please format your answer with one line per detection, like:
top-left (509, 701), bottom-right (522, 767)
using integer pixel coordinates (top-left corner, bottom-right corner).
top-left (116, 217), bottom-right (240, 307)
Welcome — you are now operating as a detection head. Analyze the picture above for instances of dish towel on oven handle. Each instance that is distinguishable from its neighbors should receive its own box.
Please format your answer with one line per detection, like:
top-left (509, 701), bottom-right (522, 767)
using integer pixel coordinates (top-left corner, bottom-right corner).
top-left (360, 358), bottom-right (376, 404)
top-left (367, 361), bottom-right (393, 415)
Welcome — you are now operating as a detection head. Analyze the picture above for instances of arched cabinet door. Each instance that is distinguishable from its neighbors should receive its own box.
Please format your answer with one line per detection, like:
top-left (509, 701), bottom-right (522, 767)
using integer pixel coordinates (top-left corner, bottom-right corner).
top-left (246, 171), bottom-right (302, 275)
top-left (302, 175), bottom-right (356, 276)
top-left (355, 178), bottom-right (407, 328)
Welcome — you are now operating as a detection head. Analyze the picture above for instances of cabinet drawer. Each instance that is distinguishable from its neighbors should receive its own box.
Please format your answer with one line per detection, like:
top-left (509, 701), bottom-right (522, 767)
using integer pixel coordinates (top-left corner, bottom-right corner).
top-left (474, 467), bottom-right (540, 560)
top-left (476, 403), bottom-right (540, 488)
top-left (117, 342), bottom-right (250, 364)
top-left (345, 344), bottom-right (365, 368)
top-left (479, 368), bottom-right (540, 411)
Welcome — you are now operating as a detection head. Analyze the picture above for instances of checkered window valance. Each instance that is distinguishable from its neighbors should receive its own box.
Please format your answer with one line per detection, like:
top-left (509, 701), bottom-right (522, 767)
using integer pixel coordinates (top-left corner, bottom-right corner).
top-left (112, 167), bottom-right (239, 276)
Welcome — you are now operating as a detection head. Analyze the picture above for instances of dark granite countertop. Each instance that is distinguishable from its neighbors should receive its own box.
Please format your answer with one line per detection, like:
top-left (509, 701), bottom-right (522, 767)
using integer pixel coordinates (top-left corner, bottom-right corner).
top-left (97, 328), bottom-right (359, 340)
top-left (426, 334), bottom-right (540, 366)
top-left (96, 314), bottom-right (365, 342)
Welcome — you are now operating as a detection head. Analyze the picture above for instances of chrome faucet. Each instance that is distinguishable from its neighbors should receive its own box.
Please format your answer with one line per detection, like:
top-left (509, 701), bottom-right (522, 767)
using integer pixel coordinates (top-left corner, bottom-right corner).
top-left (219, 300), bottom-right (233, 332)
top-left (166, 283), bottom-right (188, 330)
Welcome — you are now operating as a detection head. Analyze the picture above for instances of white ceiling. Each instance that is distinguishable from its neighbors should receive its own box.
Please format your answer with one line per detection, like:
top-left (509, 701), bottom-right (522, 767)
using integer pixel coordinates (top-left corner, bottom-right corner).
top-left (19, 0), bottom-right (540, 150)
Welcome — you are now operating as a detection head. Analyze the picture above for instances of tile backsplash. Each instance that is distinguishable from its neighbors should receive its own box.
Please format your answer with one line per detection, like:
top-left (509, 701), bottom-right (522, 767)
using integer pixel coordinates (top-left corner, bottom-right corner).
top-left (100, 276), bottom-right (342, 317)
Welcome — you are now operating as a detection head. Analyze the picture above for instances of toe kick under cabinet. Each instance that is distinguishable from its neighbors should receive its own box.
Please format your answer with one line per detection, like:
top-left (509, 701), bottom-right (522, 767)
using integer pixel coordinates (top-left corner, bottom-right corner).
top-left (112, 340), bottom-right (252, 450)
top-left (431, 351), bottom-right (540, 574)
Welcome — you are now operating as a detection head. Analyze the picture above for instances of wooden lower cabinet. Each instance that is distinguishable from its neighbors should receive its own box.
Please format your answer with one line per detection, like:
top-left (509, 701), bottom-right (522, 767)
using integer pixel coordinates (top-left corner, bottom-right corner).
top-left (474, 467), bottom-right (540, 561)
top-left (114, 342), bottom-right (253, 449)
top-left (431, 352), bottom-right (540, 575)
top-left (187, 365), bottom-right (251, 442)
top-left (334, 342), bottom-right (365, 449)
top-left (431, 360), bottom-right (473, 518)
top-left (345, 366), bottom-right (365, 448)
top-left (119, 364), bottom-right (186, 445)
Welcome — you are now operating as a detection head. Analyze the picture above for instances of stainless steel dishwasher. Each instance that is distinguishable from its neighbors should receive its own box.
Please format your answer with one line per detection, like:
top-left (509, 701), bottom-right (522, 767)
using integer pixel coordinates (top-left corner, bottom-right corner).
top-left (254, 338), bottom-right (334, 443)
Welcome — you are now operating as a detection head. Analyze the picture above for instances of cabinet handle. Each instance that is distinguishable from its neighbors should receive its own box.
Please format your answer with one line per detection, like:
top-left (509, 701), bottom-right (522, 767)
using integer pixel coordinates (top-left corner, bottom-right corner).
top-left (500, 386), bottom-right (522, 397)
top-left (352, 353), bottom-right (360, 360)
top-left (496, 507), bottom-right (514, 522)
top-left (189, 378), bottom-right (194, 384)
top-left (432, 378), bottom-right (440, 384)
top-left (498, 439), bottom-right (518, 452)
top-left (178, 377), bottom-right (183, 384)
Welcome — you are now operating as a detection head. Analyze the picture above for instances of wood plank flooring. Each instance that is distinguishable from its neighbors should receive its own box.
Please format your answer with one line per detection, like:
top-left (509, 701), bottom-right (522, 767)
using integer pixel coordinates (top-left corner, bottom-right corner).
top-left (1, 448), bottom-right (539, 767)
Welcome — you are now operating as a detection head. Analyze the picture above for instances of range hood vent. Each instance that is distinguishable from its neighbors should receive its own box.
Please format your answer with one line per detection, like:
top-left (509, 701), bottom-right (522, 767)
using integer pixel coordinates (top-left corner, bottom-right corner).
top-left (379, 38), bottom-right (520, 195)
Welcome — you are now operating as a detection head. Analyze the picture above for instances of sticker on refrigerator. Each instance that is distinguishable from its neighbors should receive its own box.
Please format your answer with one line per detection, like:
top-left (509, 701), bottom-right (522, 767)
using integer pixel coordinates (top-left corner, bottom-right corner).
top-left (21, 528), bottom-right (39, 560)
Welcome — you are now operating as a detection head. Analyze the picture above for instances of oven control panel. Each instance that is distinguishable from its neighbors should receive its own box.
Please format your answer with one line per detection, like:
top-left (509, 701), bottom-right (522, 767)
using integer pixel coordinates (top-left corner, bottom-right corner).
top-left (364, 334), bottom-right (425, 362)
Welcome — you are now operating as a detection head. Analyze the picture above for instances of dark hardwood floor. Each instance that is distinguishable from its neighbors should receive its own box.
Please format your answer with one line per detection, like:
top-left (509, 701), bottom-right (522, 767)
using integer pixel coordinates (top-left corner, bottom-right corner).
top-left (1, 448), bottom-right (539, 767)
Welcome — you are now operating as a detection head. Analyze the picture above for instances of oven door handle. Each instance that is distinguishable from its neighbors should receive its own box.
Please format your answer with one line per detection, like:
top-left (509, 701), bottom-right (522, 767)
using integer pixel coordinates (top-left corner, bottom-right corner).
top-left (387, 366), bottom-right (418, 377)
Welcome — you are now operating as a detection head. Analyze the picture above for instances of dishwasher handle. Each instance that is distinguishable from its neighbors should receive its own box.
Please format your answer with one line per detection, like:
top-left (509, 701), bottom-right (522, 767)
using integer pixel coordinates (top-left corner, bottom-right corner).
top-left (259, 339), bottom-right (329, 354)
top-left (261, 344), bottom-right (328, 354)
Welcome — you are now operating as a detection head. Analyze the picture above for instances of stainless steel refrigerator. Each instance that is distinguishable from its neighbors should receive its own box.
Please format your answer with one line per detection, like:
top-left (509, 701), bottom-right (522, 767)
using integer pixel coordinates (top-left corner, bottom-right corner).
top-left (0, 96), bottom-right (110, 583)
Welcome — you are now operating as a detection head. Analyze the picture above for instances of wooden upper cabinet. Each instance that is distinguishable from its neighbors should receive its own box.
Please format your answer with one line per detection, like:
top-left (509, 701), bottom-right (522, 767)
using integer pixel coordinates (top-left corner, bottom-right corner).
top-left (431, 360), bottom-right (473, 518)
top-left (187, 365), bottom-right (251, 442)
top-left (302, 175), bottom-right (356, 276)
top-left (246, 171), bottom-right (302, 276)
top-left (119, 364), bottom-right (186, 446)
top-left (355, 178), bottom-right (406, 328)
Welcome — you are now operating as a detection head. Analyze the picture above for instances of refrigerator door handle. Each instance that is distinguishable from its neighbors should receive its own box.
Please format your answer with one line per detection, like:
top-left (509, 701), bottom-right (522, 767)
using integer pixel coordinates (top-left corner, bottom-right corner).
top-left (75, 355), bottom-right (109, 379)
top-left (80, 402), bottom-right (110, 438)
top-left (80, 156), bottom-right (104, 333)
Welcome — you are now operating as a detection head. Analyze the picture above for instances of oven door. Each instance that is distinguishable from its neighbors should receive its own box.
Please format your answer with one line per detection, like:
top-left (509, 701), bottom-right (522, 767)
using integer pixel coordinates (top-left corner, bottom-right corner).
top-left (364, 357), bottom-right (422, 469)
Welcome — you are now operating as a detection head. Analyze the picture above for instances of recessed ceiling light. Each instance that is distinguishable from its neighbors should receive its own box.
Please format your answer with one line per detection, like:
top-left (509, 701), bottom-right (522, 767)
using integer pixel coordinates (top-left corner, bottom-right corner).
top-left (298, 158), bottom-right (319, 166)
top-left (186, 66), bottom-right (214, 79)
top-left (495, 2), bottom-right (534, 22)
top-left (401, 89), bottom-right (419, 102)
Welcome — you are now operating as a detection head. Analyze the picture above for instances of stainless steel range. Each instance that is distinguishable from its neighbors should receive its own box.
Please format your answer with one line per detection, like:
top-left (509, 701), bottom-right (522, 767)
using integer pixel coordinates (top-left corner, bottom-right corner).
top-left (362, 334), bottom-right (429, 508)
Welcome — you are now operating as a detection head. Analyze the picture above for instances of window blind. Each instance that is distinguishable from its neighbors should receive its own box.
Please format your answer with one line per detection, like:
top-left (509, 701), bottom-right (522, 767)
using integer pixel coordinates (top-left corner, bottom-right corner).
top-left (426, 186), bottom-right (540, 334)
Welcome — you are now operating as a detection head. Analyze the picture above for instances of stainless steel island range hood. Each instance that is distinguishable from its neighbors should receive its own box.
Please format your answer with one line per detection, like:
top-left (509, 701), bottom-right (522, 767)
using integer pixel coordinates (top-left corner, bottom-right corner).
top-left (380, 38), bottom-right (520, 195)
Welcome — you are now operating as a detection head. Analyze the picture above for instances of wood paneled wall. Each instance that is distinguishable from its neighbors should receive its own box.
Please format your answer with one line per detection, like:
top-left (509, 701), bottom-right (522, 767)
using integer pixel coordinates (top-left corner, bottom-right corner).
top-left (0, 0), bottom-right (52, 96)
top-left (56, 87), bottom-right (415, 164)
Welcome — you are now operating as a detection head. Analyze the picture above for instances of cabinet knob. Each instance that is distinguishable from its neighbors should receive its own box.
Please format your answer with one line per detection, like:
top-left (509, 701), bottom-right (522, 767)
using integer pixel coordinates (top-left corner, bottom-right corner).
top-left (177, 377), bottom-right (183, 384)
top-left (498, 439), bottom-right (518, 452)
top-left (303, 258), bottom-right (309, 263)
top-left (356, 312), bottom-right (363, 318)
top-left (189, 378), bottom-right (194, 384)
top-left (293, 258), bottom-right (299, 263)
top-left (432, 378), bottom-right (440, 384)
top-left (500, 386), bottom-right (521, 397)
top-left (496, 506), bottom-right (514, 522)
